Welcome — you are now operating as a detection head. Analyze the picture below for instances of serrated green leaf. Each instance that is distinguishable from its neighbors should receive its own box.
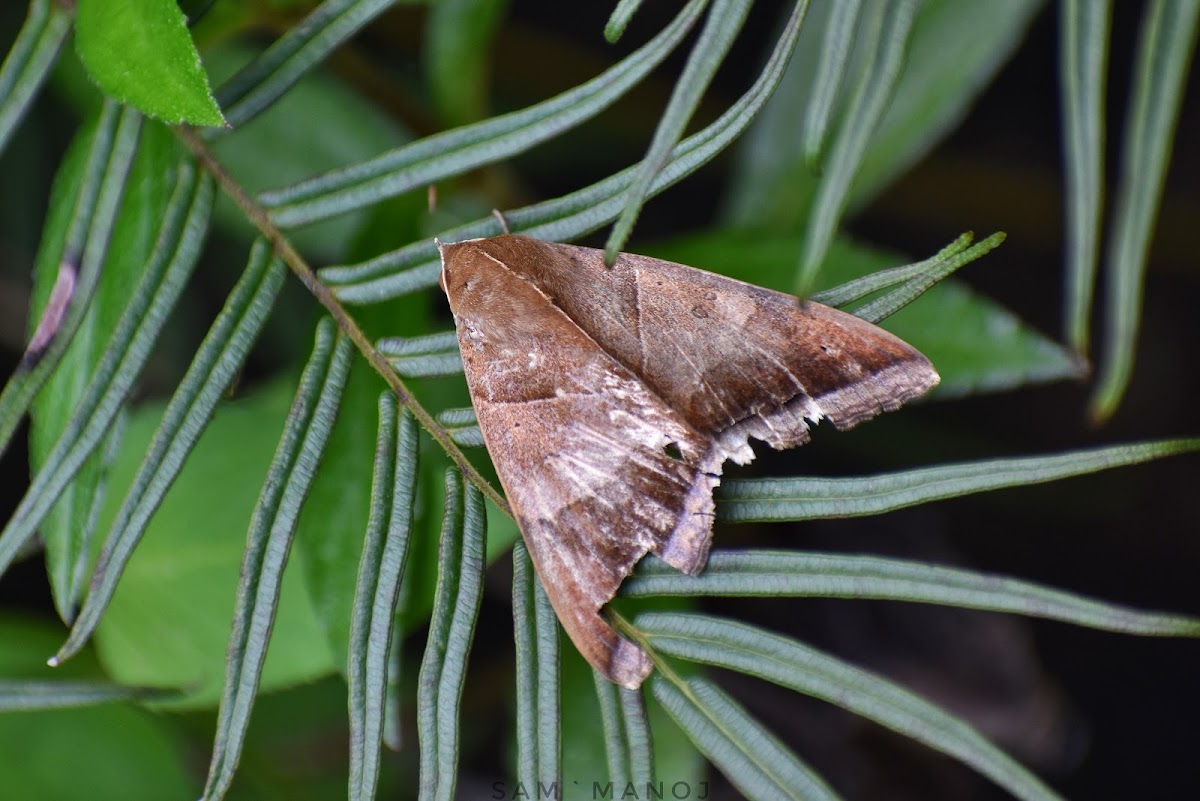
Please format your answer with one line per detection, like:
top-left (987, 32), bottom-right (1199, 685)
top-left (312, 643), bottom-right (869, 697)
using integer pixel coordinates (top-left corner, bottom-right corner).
top-left (75, 0), bottom-right (224, 126)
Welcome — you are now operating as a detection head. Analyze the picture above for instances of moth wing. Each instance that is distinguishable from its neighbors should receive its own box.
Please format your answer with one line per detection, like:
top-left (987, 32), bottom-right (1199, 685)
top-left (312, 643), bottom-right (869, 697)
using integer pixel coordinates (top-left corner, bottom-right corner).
top-left (470, 375), bottom-right (715, 687)
top-left (441, 239), bottom-right (719, 687)
top-left (476, 236), bottom-right (940, 445)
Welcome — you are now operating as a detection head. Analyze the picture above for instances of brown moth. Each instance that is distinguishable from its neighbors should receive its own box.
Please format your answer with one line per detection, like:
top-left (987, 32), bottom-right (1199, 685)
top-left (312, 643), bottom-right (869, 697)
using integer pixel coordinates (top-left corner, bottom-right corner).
top-left (437, 234), bottom-right (939, 688)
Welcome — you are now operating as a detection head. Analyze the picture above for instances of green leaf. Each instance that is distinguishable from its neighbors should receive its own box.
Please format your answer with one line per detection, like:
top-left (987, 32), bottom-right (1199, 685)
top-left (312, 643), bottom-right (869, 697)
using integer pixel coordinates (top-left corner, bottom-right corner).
top-left (713, 438), bottom-right (1200, 522)
top-left (605, 0), bottom-right (646, 43)
top-left (1059, 0), bottom-right (1111, 354)
top-left (30, 123), bottom-right (185, 619)
top-left (0, 0), bottom-right (73, 155)
top-left (725, 0), bottom-right (1042, 230)
top-left (417, 471), bottom-right (486, 801)
top-left (203, 321), bottom-right (354, 801)
top-left (56, 241), bottom-right (286, 667)
top-left (296, 292), bottom-right (433, 668)
top-left (605, 0), bottom-right (754, 263)
top-left (212, 0), bottom-right (397, 130)
top-left (0, 102), bottom-right (140, 573)
top-left (626, 550), bottom-right (1200, 637)
top-left (798, 0), bottom-right (918, 293)
top-left (513, 542), bottom-right (560, 796)
top-left (75, 0), bottom-right (225, 126)
top-left (424, 0), bottom-right (509, 127)
top-left (1089, 0), bottom-right (1200, 422)
top-left (347, 398), bottom-right (417, 801)
top-left (652, 676), bottom-right (839, 801)
top-left (642, 613), bottom-right (1064, 801)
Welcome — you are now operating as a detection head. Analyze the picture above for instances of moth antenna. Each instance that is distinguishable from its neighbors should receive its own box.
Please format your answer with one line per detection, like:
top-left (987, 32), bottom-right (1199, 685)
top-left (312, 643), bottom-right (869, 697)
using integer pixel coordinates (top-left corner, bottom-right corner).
top-left (492, 208), bottom-right (511, 235)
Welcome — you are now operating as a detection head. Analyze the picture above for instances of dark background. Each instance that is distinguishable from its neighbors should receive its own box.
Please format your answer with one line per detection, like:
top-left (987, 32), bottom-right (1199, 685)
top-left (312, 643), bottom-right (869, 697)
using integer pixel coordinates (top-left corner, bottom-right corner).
top-left (0, 2), bottom-right (1196, 799)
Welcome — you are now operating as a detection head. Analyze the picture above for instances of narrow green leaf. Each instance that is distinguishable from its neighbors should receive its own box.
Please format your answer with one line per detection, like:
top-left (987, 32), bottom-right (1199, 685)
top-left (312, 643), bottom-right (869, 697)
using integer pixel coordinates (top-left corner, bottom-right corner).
top-left (202, 320), bottom-right (354, 801)
top-left (1089, 0), bottom-right (1199, 422)
top-left (626, 550), bottom-right (1200, 637)
top-left (418, 472), bottom-right (486, 801)
top-left (512, 542), bottom-right (561, 795)
top-left (604, 0), bottom-right (755, 264)
top-left (852, 232), bottom-right (1005, 323)
top-left (605, 0), bottom-right (647, 43)
top-left (424, 0), bottom-right (509, 127)
top-left (0, 679), bottom-right (174, 712)
top-left (0, 103), bottom-right (140, 575)
top-left (798, 0), bottom-right (918, 294)
top-left (716, 438), bottom-right (1200, 522)
top-left (802, 0), bottom-right (862, 166)
top-left (725, 0), bottom-right (1042, 231)
top-left (0, 0), bottom-right (73, 154)
top-left (26, 163), bottom-right (212, 619)
top-left (643, 614), bottom-right (1063, 801)
top-left (379, 333), bottom-right (463, 377)
top-left (651, 676), bottom-right (839, 801)
top-left (0, 101), bottom-right (128, 461)
top-left (810, 231), bottom-right (975, 308)
top-left (513, 542), bottom-right (541, 793)
top-left (1059, 0), bottom-right (1111, 354)
top-left (438, 407), bottom-right (482, 448)
top-left (212, 0), bottom-right (397, 130)
top-left (619, 686), bottom-right (654, 788)
top-left (325, 0), bottom-right (807, 303)
top-left (75, 0), bottom-right (225, 126)
top-left (55, 241), bottom-right (286, 665)
top-left (592, 674), bottom-right (632, 788)
top-left (33, 120), bottom-right (179, 618)
top-left (533, 566), bottom-right (560, 787)
top-left (262, 0), bottom-right (707, 227)
top-left (348, 397), bottom-right (418, 801)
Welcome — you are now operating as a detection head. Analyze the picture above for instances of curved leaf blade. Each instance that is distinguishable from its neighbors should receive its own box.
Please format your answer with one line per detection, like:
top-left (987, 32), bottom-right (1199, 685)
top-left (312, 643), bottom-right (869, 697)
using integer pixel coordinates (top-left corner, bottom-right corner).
top-left (0, 0), bottom-right (73, 155)
top-left (716, 438), bottom-right (1200, 522)
top-left (626, 550), bottom-right (1200, 637)
top-left (202, 320), bottom-right (354, 801)
top-left (1089, 0), bottom-right (1199, 422)
top-left (263, 0), bottom-right (707, 227)
top-left (348, 397), bottom-right (418, 801)
top-left (55, 241), bottom-right (286, 664)
top-left (642, 613), bottom-right (1064, 801)
top-left (651, 676), bottom-right (839, 801)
